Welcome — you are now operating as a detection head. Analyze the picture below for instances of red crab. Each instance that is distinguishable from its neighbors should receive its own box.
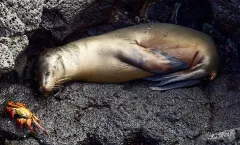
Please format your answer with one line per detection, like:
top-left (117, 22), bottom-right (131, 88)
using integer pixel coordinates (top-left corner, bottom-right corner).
top-left (5, 101), bottom-right (48, 135)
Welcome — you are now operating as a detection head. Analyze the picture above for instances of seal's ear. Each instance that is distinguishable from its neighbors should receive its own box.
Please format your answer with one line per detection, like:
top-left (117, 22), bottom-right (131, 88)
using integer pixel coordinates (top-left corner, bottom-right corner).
top-left (56, 55), bottom-right (63, 67)
top-left (56, 54), bottom-right (65, 72)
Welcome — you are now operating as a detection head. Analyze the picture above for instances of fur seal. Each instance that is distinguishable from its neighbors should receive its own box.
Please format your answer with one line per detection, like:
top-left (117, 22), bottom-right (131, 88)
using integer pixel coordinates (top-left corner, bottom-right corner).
top-left (36, 23), bottom-right (219, 93)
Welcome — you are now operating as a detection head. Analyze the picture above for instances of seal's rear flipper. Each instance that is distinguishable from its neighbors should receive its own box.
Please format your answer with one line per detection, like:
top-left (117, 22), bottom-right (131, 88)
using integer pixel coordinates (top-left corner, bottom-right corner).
top-left (144, 71), bottom-right (180, 81)
top-left (155, 69), bottom-right (206, 86)
top-left (145, 68), bottom-right (207, 91)
top-left (150, 79), bottom-right (200, 91)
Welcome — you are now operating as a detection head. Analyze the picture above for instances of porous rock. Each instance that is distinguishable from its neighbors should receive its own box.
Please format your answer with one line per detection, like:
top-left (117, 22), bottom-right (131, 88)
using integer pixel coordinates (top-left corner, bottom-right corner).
top-left (209, 0), bottom-right (240, 46)
top-left (6, 138), bottom-right (39, 145)
top-left (0, 44), bottom-right (14, 74)
top-left (42, 0), bottom-right (116, 41)
top-left (0, 0), bottom-right (240, 145)
top-left (0, 35), bottom-right (28, 74)
top-left (0, 0), bottom-right (44, 36)
top-left (0, 0), bottom-right (43, 75)
top-left (196, 128), bottom-right (240, 145)
top-left (0, 81), bottom-right (211, 145)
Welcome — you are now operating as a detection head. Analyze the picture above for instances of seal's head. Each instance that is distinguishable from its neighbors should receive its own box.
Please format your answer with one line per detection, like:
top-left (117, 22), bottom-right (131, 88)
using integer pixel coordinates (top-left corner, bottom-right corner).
top-left (37, 52), bottom-right (64, 94)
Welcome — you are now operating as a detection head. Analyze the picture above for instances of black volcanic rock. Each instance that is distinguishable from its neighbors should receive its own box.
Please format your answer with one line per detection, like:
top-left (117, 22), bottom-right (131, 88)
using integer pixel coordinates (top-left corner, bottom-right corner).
top-left (0, 0), bottom-right (240, 145)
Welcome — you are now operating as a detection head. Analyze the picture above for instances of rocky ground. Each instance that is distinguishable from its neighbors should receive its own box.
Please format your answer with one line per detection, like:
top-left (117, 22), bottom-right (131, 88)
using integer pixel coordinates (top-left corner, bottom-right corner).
top-left (0, 0), bottom-right (240, 145)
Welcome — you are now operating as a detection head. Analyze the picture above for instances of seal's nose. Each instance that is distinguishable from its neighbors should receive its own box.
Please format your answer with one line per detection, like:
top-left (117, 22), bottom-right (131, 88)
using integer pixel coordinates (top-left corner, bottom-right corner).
top-left (39, 85), bottom-right (50, 94)
top-left (39, 86), bottom-right (45, 93)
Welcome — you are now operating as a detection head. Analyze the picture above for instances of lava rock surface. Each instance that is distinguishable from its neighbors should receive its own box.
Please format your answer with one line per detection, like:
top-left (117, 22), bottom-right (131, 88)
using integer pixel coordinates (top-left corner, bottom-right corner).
top-left (0, 0), bottom-right (240, 145)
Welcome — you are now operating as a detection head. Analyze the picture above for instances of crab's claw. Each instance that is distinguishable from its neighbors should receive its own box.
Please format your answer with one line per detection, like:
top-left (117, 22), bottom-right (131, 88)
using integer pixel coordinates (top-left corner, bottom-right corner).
top-left (6, 107), bottom-right (15, 119)
top-left (16, 118), bottom-right (27, 129)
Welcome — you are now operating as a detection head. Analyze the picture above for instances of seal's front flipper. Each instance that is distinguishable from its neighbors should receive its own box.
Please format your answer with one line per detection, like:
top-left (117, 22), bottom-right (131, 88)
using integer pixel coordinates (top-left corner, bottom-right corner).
top-left (150, 79), bottom-right (200, 91)
top-left (151, 49), bottom-right (189, 72)
top-left (117, 44), bottom-right (188, 74)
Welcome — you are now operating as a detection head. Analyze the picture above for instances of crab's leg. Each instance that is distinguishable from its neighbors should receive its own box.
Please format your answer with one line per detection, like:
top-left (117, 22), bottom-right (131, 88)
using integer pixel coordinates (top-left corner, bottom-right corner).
top-left (33, 118), bottom-right (48, 135)
top-left (32, 114), bottom-right (40, 122)
top-left (26, 119), bottom-right (34, 132)
top-left (7, 102), bottom-right (20, 108)
top-left (15, 102), bottom-right (27, 108)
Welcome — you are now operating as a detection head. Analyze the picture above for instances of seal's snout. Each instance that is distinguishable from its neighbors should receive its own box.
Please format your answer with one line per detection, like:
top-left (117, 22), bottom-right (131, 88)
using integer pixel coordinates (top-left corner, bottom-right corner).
top-left (39, 85), bottom-right (51, 94)
top-left (39, 85), bottom-right (46, 93)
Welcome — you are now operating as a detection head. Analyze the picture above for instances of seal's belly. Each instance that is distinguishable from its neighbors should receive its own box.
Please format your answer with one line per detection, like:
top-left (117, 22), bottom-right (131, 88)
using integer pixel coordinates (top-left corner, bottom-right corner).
top-left (82, 56), bottom-right (153, 83)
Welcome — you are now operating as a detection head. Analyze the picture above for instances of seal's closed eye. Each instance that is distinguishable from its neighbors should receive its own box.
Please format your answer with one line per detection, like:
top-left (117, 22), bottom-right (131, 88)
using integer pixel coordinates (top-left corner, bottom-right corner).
top-left (45, 71), bottom-right (50, 76)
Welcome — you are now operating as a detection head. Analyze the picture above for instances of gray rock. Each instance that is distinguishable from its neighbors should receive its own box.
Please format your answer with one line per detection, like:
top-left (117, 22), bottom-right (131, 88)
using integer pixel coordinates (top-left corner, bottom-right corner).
top-left (206, 74), bottom-right (240, 132)
top-left (0, 35), bottom-right (28, 74)
top-left (192, 74), bottom-right (240, 145)
top-left (6, 138), bottom-right (39, 145)
top-left (196, 128), bottom-right (240, 145)
top-left (0, 0), bottom-right (44, 36)
top-left (0, 0), bottom-right (43, 75)
top-left (0, 80), bottom-right (211, 145)
top-left (0, 0), bottom-right (240, 145)
top-left (0, 36), bottom-right (28, 59)
top-left (0, 2), bottom-right (25, 36)
top-left (1, 74), bottom-right (240, 145)
top-left (209, 0), bottom-right (240, 46)
top-left (0, 43), bottom-right (14, 74)
top-left (42, 0), bottom-right (116, 40)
